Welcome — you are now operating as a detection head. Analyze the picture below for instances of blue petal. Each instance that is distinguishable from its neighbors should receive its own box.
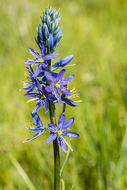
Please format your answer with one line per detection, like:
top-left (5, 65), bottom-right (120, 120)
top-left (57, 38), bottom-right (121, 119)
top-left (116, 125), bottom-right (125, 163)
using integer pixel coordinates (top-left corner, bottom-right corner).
top-left (24, 60), bottom-right (37, 64)
top-left (35, 80), bottom-right (42, 92)
top-left (62, 117), bottom-right (75, 130)
top-left (45, 85), bottom-right (54, 92)
top-left (44, 71), bottom-right (55, 83)
top-left (33, 64), bottom-right (43, 78)
top-left (64, 131), bottom-right (80, 138)
top-left (52, 37), bottom-right (61, 52)
top-left (29, 48), bottom-right (41, 59)
top-left (54, 26), bottom-right (62, 44)
top-left (23, 83), bottom-right (34, 90)
top-left (32, 102), bottom-right (43, 113)
top-left (46, 133), bottom-right (57, 144)
top-left (23, 130), bottom-right (43, 143)
top-left (58, 114), bottom-right (65, 130)
top-left (41, 43), bottom-right (45, 57)
top-left (48, 123), bottom-right (57, 132)
top-left (24, 92), bottom-right (39, 98)
top-left (62, 98), bottom-right (78, 107)
top-left (48, 94), bottom-right (56, 101)
top-left (52, 55), bottom-right (73, 70)
top-left (61, 89), bottom-right (71, 96)
top-left (57, 136), bottom-right (66, 152)
top-left (64, 75), bottom-right (74, 83)
top-left (31, 112), bottom-right (43, 128)
top-left (62, 103), bottom-right (66, 113)
top-left (55, 88), bottom-right (62, 105)
top-left (44, 54), bottom-right (59, 61)
top-left (29, 127), bottom-right (43, 133)
top-left (56, 69), bottom-right (65, 82)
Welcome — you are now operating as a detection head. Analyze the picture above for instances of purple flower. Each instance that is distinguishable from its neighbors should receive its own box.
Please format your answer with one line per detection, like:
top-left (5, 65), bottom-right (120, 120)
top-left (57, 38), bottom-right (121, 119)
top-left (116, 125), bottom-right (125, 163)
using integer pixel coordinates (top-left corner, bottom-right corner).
top-left (24, 47), bottom-right (59, 77)
top-left (45, 69), bottom-right (74, 105)
top-left (24, 85), bottom-right (56, 113)
top-left (25, 47), bottom-right (59, 65)
top-left (23, 112), bottom-right (44, 143)
top-left (46, 113), bottom-right (80, 152)
top-left (23, 65), bottom-right (41, 92)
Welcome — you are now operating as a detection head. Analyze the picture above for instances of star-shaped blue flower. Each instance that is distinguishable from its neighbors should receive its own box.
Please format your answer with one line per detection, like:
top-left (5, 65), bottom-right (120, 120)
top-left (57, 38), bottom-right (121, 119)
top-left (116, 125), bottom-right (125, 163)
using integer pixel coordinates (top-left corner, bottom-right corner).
top-left (24, 47), bottom-right (59, 77)
top-left (46, 113), bottom-right (80, 152)
top-left (25, 47), bottom-right (59, 65)
top-left (23, 65), bottom-right (42, 92)
top-left (24, 85), bottom-right (56, 113)
top-left (45, 69), bottom-right (74, 105)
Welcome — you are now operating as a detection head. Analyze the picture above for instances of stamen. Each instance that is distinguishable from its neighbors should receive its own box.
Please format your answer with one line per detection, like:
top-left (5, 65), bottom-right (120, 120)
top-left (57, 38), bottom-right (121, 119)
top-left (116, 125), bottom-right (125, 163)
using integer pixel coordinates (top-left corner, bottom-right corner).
top-left (55, 83), bottom-right (60, 88)
top-left (64, 139), bottom-right (73, 152)
top-left (23, 82), bottom-right (27, 87)
top-left (26, 98), bottom-right (38, 103)
top-left (37, 58), bottom-right (43, 62)
top-left (57, 130), bottom-right (62, 135)
top-left (74, 100), bottom-right (83, 103)
top-left (42, 94), bottom-right (46, 99)
top-left (68, 93), bottom-right (79, 99)
top-left (24, 73), bottom-right (28, 79)
top-left (71, 88), bottom-right (76, 93)
top-left (65, 64), bottom-right (76, 68)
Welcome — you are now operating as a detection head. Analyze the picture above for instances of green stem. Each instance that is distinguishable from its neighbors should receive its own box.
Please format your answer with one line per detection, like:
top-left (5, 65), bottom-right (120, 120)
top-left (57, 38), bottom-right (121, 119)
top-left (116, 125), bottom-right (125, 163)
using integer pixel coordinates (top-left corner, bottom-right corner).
top-left (47, 59), bottom-right (60, 190)
top-left (49, 101), bottom-right (60, 190)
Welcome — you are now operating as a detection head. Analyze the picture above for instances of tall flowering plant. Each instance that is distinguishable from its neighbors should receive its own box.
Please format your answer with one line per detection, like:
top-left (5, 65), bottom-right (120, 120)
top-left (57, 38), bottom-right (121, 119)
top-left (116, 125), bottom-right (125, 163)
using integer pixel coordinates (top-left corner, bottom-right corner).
top-left (23, 8), bottom-right (80, 190)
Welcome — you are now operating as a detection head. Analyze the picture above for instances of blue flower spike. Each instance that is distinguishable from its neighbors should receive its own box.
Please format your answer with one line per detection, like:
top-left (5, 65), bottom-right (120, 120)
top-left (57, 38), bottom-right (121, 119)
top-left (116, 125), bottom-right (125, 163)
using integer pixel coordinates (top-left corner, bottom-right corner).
top-left (23, 8), bottom-right (80, 156)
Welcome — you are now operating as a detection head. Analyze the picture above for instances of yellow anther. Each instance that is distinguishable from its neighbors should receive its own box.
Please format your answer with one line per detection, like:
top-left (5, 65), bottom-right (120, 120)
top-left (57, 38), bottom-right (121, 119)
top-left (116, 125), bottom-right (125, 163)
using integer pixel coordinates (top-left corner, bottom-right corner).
top-left (37, 58), bottom-right (43, 62)
top-left (24, 73), bottom-right (28, 78)
top-left (57, 130), bottom-right (62, 136)
top-left (55, 83), bottom-right (60, 88)
top-left (71, 88), bottom-right (75, 92)
top-left (42, 94), bottom-right (46, 99)
top-left (23, 82), bottom-right (27, 87)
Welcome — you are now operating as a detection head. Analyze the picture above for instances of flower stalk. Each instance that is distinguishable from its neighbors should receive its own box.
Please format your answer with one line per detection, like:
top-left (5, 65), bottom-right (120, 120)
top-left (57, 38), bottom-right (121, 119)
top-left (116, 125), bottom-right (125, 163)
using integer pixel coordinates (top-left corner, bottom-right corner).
top-left (23, 8), bottom-right (80, 190)
top-left (48, 72), bottom-right (60, 190)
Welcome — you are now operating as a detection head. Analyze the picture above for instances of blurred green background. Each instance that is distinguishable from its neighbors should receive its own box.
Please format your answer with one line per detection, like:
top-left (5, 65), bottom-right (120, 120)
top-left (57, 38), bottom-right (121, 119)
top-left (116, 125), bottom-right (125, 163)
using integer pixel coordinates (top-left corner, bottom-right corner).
top-left (1, 0), bottom-right (127, 189)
